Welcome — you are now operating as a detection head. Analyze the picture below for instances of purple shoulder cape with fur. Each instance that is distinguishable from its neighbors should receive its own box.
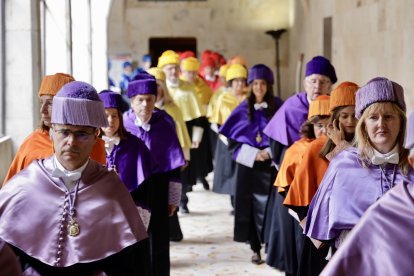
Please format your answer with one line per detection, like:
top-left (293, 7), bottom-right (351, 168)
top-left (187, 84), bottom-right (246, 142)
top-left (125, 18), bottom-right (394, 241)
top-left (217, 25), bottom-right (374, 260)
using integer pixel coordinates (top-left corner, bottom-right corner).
top-left (263, 92), bottom-right (308, 146)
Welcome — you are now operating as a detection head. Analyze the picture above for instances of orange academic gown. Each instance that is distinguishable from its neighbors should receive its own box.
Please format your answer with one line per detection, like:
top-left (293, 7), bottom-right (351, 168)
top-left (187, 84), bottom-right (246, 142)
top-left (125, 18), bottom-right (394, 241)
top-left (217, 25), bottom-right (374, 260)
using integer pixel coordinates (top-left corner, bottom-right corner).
top-left (274, 137), bottom-right (314, 194)
top-left (3, 129), bottom-right (106, 186)
top-left (283, 135), bottom-right (329, 211)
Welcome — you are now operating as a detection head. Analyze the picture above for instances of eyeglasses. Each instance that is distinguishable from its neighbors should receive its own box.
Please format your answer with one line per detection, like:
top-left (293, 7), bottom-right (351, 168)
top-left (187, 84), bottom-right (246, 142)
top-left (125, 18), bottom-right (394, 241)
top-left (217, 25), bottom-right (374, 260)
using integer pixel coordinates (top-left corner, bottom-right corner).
top-left (53, 128), bottom-right (95, 141)
top-left (306, 78), bottom-right (331, 87)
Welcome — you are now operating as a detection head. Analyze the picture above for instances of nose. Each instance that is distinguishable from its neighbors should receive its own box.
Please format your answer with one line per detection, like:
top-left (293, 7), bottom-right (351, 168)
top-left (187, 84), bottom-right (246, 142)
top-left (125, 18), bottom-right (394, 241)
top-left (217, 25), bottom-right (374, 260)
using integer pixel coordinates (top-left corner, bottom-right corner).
top-left (65, 133), bottom-right (76, 146)
top-left (40, 103), bottom-right (48, 114)
top-left (378, 116), bottom-right (385, 126)
top-left (142, 100), bottom-right (148, 107)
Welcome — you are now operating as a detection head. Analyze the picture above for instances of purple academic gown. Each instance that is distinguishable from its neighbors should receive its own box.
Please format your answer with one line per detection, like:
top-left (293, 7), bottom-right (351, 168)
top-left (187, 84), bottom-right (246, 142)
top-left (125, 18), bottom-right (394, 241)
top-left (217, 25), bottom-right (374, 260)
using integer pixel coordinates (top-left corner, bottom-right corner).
top-left (106, 132), bottom-right (152, 193)
top-left (123, 108), bottom-right (185, 175)
top-left (0, 157), bottom-right (148, 274)
top-left (123, 108), bottom-right (185, 275)
top-left (263, 92), bottom-right (309, 148)
top-left (321, 180), bottom-right (414, 276)
top-left (220, 99), bottom-right (281, 244)
top-left (305, 147), bottom-right (414, 244)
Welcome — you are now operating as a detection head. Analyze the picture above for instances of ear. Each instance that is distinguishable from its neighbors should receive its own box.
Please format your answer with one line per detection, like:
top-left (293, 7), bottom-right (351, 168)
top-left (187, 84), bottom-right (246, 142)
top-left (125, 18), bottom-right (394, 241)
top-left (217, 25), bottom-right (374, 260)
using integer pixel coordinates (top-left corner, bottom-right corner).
top-left (408, 156), bottom-right (414, 168)
top-left (95, 128), bottom-right (100, 139)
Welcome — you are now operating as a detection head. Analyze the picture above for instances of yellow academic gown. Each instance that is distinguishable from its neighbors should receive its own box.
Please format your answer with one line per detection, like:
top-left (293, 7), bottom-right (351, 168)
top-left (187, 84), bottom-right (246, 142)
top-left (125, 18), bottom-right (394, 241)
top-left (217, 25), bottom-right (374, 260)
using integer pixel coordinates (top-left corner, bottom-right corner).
top-left (156, 100), bottom-right (192, 161)
top-left (166, 79), bottom-right (213, 184)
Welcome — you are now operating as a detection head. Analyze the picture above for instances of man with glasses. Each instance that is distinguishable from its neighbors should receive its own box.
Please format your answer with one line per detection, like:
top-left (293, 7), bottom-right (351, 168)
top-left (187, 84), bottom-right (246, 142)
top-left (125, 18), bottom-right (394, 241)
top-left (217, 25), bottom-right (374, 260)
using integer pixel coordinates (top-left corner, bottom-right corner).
top-left (3, 73), bottom-right (107, 186)
top-left (0, 81), bottom-right (150, 275)
top-left (262, 56), bottom-right (337, 274)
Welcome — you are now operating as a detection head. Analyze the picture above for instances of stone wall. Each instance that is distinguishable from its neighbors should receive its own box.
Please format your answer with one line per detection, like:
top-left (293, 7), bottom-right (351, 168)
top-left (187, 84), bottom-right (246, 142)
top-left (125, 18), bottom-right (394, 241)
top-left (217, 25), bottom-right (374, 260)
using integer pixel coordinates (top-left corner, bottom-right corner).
top-left (288, 0), bottom-right (414, 111)
top-left (108, 0), bottom-right (292, 98)
top-left (108, 0), bottom-right (414, 110)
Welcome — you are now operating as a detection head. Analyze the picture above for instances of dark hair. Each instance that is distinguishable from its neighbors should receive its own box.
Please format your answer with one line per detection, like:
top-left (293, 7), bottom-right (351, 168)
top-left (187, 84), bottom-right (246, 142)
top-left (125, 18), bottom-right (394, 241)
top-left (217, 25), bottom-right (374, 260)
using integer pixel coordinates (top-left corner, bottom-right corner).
top-left (39, 120), bottom-right (50, 132)
top-left (300, 120), bottom-right (316, 139)
top-left (227, 78), bottom-right (247, 87)
top-left (319, 106), bottom-right (355, 157)
top-left (99, 109), bottom-right (127, 140)
top-left (246, 82), bottom-right (277, 121)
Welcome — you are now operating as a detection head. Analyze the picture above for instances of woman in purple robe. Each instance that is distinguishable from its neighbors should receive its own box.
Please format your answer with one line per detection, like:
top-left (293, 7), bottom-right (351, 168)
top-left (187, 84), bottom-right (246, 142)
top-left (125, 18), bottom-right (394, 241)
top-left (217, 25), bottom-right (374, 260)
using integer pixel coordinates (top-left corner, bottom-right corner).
top-left (321, 112), bottom-right (414, 275)
top-left (99, 90), bottom-right (152, 191)
top-left (219, 64), bottom-right (282, 264)
top-left (99, 90), bottom-right (152, 228)
top-left (305, 77), bottom-right (414, 250)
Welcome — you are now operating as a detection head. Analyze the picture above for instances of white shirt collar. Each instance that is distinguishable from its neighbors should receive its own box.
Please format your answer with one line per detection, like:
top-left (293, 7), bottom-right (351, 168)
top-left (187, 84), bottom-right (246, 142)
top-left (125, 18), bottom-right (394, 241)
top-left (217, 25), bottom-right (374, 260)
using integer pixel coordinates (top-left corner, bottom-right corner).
top-left (52, 156), bottom-right (89, 189)
top-left (54, 156), bottom-right (89, 175)
top-left (166, 79), bottom-right (179, 88)
top-left (371, 144), bottom-right (399, 165)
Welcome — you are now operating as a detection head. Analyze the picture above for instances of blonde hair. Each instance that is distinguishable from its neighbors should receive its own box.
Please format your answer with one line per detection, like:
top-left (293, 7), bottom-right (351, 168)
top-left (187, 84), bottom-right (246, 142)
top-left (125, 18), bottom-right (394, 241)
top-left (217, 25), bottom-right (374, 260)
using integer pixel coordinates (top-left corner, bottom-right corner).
top-left (354, 102), bottom-right (409, 175)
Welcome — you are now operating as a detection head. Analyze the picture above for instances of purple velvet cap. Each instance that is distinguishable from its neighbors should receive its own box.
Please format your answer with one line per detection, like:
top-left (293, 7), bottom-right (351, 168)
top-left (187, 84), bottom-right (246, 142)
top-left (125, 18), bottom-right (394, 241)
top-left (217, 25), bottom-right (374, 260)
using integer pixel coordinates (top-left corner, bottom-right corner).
top-left (51, 81), bottom-right (109, 128)
top-left (355, 77), bottom-right (406, 119)
top-left (247, 64), bottom-right (274, 85)
top-left (405, 112), bottom-right (414, 150)
top-left (127, 72), bottom-right (157, 98)
top-left (305, 56), bottom-right (337, 84)
top-left (99, 90), bottom-right (122, 109)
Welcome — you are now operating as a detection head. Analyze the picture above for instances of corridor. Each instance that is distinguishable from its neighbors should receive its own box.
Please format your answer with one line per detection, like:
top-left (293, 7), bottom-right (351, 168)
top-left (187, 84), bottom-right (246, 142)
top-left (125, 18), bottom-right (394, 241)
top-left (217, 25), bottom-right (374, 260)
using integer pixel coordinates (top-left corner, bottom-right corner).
top-left (170, 174), bottom-right (282, 276)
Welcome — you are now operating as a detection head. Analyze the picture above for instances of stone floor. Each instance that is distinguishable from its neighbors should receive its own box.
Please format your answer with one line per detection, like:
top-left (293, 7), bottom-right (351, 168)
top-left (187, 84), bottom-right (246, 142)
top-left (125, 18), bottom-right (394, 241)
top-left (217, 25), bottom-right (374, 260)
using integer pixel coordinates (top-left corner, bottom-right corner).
top-left (170, 175), bottom-right (283, 276)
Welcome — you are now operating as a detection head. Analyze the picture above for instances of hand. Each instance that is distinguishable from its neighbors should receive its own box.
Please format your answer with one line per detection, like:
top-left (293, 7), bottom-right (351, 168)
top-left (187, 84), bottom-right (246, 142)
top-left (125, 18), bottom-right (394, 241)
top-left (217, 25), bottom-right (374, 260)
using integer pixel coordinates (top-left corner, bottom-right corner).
top-left (191, 141), bottom-right (200, 149)
top-left (326, 119), bottom-right (345, 145)
top-left (168, 205), bottom-right (177, 217)
top-left (259, 149), bottom-right (270, 160)
top-left (255, 152), bottom-right (265, 161)
top-left (255, 150), bottom-right (270, 161)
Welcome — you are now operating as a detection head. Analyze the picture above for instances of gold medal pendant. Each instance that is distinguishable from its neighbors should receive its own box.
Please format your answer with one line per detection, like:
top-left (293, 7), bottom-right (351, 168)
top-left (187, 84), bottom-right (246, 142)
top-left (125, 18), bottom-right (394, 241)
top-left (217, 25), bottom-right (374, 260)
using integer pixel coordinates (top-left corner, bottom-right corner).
top-left (68, 217), bottom-right (80, 237)
top-left (256, 132), bottom-right (262, 143)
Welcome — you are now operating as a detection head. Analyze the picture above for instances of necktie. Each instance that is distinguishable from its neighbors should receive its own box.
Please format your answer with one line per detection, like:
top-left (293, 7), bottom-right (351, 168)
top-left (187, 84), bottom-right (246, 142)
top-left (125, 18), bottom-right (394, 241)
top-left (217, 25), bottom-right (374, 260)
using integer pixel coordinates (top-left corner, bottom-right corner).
top-left (371, 152), bottom-right (399, 165)
top-left (254, 102), bottom-right (268, 110)
top-left (134, 118), bottom-right (151, 132)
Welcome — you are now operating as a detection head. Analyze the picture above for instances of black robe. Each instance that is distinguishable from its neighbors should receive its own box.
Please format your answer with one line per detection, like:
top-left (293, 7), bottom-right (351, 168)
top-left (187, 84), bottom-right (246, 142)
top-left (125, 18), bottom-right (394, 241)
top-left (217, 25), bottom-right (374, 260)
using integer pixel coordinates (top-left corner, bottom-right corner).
top-left (13, 240), bottom-right (150, 275)
top-left (212, 137), bottom-right (237, 195)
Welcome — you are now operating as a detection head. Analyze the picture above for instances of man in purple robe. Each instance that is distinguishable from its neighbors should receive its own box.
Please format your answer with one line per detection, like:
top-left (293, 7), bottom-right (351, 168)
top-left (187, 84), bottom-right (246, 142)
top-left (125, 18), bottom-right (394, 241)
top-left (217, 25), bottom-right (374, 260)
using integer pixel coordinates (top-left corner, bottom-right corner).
top-left (123, 72), bottom-right (185, 275)
top-left (262, 56), bottom-right (336, 274)
top-left (320, 111), bottom-right (414, 276)
top-left (263, 56), bottom-right (336, 164)
top-left (0, 81), bottom-right (149, 275)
